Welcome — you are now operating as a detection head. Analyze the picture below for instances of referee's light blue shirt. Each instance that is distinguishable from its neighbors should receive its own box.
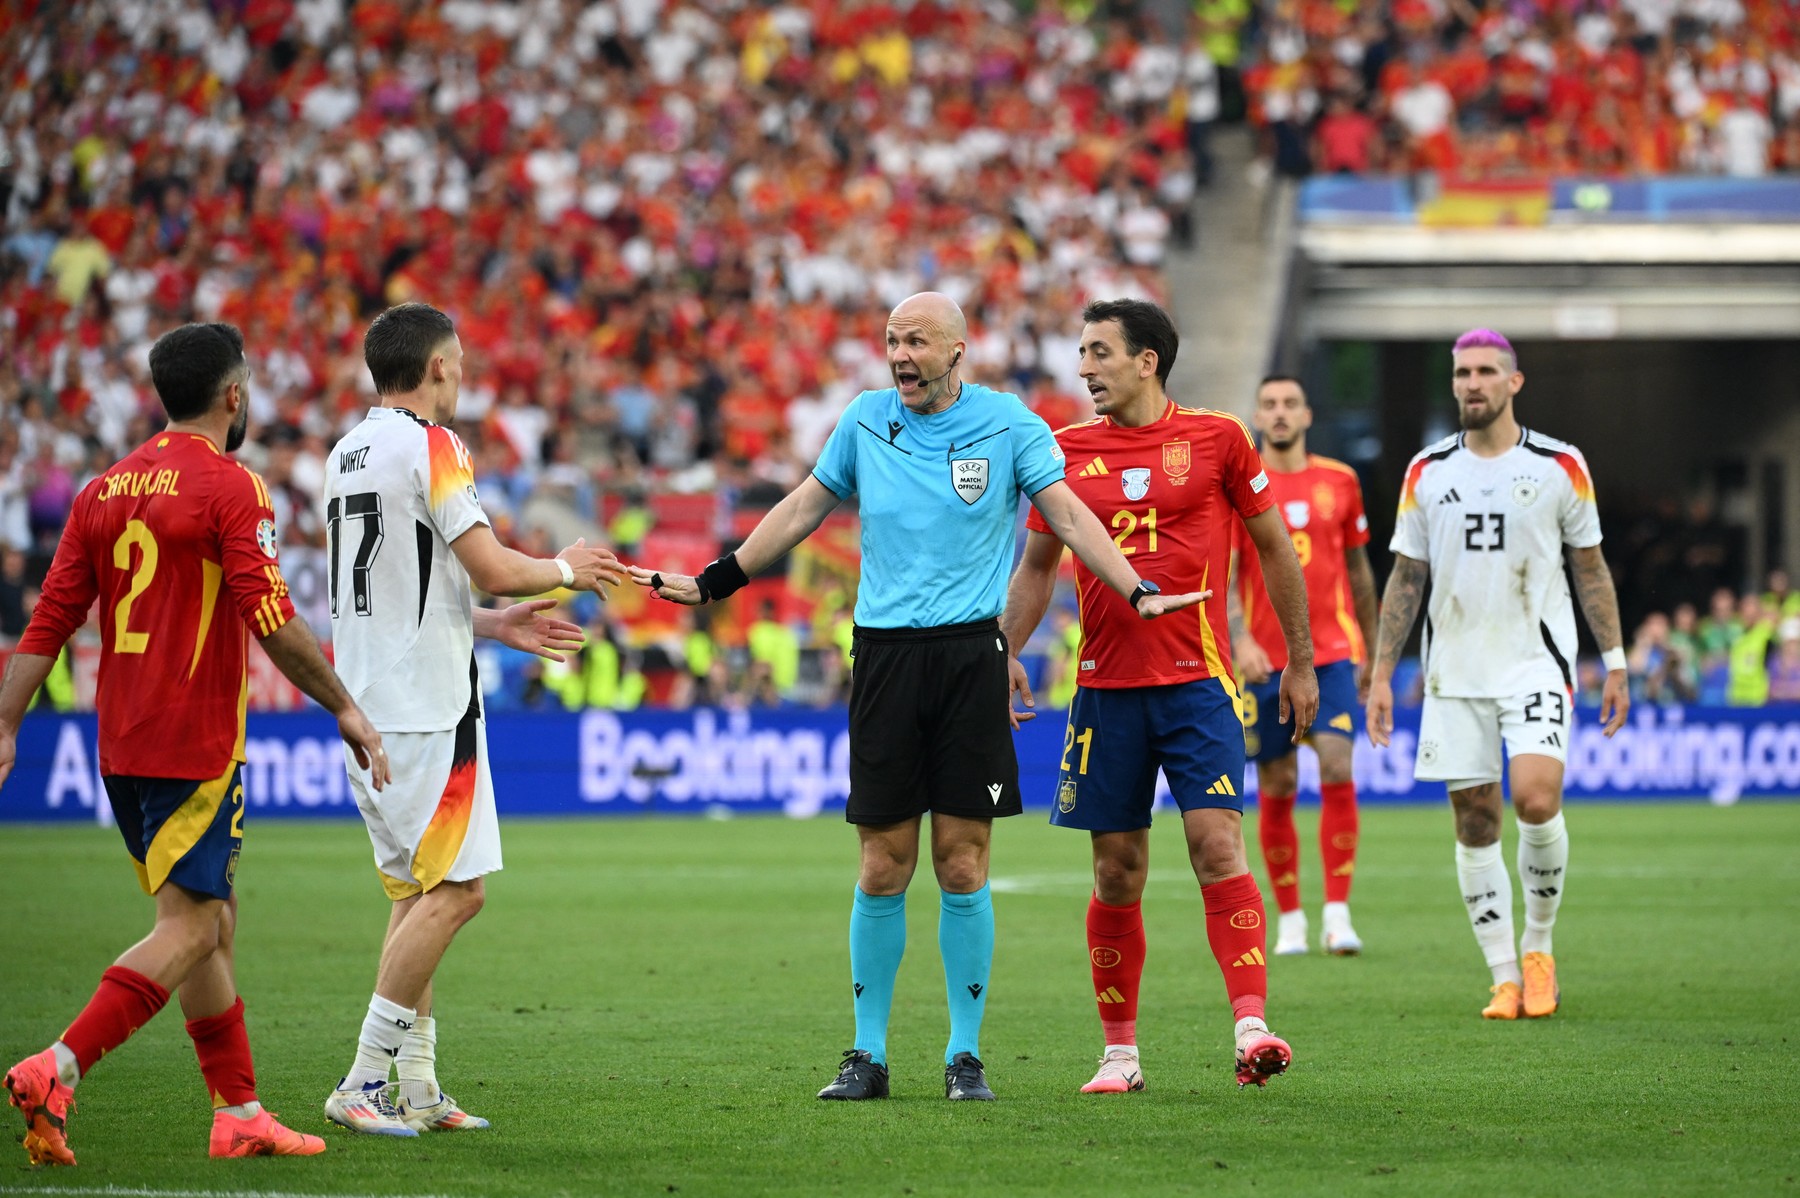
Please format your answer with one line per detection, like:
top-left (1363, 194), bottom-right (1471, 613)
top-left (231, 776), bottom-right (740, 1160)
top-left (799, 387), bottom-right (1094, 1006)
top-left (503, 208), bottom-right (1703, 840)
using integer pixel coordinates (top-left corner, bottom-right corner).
top-left (812, 383), bottom-right (1066, 629)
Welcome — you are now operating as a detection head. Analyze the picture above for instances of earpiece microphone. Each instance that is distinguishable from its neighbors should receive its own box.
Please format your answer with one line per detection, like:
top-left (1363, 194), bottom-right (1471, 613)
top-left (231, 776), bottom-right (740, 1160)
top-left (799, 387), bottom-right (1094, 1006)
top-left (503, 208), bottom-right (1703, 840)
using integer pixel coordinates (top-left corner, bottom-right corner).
top-left (916, 349), bottom-right (962, 389)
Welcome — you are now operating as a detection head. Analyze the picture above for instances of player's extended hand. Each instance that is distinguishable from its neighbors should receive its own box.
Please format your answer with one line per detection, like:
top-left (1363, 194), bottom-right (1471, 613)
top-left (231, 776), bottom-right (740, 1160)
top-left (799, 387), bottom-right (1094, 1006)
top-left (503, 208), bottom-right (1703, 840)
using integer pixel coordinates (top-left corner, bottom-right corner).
top-left (338, 706), bottom-right (390, 791)
top-left (1599, 667), bottom-right (1630, 737)
top-left (558, 539), bottom-right (626, 595)
top-left (1365, 676), bottom-right (1394, 748)
top-left (1136, 589), bottom-right (1210, 620)
top-left (1278, 661), bottom-right (1319, 742)
top-left (1235, 635), bottom-right (1273, 685)
top-left (1006, 653), bottom-right (1036, 729)
top-left (626, 565), bottom-right (704, 605)
top-left (493, 599), bottom-right (585, 662)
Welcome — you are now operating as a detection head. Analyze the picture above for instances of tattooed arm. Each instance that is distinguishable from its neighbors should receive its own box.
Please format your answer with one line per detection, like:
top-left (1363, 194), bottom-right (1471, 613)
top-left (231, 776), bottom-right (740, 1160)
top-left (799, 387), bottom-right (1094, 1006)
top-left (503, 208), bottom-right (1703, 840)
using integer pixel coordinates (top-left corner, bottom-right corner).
top-left (1567, 544), bottom-right (1630, 736)
top-left (1365, 553), bottom-right (1429, 748)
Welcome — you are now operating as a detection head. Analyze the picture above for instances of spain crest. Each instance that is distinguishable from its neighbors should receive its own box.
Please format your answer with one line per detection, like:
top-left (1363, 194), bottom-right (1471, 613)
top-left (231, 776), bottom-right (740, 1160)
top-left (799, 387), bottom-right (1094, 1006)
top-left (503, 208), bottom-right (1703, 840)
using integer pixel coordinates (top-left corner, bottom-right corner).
top-left (1312, 482), bottom-right (1337, 519)
top-left (1162, 441), bottom-right (1190, 480)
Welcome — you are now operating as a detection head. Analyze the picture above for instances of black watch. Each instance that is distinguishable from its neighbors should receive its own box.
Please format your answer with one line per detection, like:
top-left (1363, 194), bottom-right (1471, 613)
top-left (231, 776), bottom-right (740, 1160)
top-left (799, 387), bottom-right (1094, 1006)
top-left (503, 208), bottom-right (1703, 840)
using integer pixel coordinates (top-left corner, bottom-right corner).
top-left (1128, 580), bottom-right (1161, 611)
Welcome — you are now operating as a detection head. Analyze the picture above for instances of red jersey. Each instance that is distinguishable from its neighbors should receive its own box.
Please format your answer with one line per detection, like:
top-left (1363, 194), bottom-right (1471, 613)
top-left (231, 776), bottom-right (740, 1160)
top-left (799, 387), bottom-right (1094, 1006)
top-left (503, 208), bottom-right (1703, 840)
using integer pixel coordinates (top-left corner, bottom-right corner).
top-left (1232, 455), bottom-right (1370, 671)
top-left (1025, 402), bottom-right (1272, 688)
top-left (20, 432), bottom-right (297, 779)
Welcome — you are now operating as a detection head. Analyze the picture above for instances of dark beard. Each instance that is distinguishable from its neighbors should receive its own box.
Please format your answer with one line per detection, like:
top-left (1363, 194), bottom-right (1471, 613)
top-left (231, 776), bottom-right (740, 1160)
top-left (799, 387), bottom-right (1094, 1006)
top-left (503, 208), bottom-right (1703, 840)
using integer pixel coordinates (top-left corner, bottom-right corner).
top-left (1266, 433), bottom-right (1299, 451)
top-left (225, 404), bottom-right (249, 452)
top-left (1458, 403), bottom-right (1502, 431)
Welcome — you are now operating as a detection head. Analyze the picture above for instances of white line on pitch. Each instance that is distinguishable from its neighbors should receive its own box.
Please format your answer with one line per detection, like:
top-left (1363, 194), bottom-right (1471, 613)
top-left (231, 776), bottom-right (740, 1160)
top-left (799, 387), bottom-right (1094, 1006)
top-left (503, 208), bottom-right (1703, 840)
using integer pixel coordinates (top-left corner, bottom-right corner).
top-left (0, 1186), bottom-right (470, 1198)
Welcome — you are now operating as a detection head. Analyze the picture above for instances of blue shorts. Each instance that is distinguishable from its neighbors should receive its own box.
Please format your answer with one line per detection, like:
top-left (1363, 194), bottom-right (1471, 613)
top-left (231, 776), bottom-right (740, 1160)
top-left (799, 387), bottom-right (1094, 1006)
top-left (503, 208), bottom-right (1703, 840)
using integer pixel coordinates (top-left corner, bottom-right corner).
top-left (1244, 659), bottom-right (1361, 765)
top-left (1049, 678), bottom-right (1246, 832)
top-left (105, 762), bottom-right (245, 900)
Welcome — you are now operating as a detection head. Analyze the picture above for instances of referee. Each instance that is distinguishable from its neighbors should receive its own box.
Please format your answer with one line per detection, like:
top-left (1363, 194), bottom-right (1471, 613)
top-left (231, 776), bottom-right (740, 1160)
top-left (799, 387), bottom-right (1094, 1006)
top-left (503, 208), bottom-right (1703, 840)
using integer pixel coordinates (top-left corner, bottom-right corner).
top-left (630, 292), bottom-right (1202, 1102)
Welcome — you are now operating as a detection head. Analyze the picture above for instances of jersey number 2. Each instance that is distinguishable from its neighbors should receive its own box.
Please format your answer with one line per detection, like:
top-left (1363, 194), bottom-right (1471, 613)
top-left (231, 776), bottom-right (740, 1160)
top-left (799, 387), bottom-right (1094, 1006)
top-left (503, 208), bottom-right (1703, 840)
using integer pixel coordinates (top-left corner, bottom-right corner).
top-left (112, 520), bottom-right (160, 654)
top-left (327, 492), bottom-right (384, 617)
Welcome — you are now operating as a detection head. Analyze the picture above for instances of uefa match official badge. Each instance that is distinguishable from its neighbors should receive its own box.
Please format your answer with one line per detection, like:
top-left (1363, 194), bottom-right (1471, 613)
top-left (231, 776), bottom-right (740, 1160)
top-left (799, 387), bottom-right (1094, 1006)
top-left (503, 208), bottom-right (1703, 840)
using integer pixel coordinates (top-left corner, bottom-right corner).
top-left (951, 458), bottom-right (989, 504)
top-left (256, 519), bottom-right (279, 558)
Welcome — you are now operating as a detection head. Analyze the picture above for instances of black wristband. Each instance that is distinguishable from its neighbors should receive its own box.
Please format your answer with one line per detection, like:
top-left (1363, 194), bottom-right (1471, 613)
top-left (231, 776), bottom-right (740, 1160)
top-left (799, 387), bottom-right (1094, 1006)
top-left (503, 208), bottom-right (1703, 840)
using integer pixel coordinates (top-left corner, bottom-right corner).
top-left (695, 553), bottom-right (749, 604)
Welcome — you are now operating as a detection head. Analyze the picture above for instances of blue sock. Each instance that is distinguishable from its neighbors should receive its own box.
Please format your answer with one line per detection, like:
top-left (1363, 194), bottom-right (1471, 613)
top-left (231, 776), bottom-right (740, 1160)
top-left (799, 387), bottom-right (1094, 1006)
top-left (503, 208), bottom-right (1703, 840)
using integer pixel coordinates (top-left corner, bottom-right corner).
top-left (939, 883), bottom-right (994, 1064)
top-left (849, 887), bottom-right (907, 1066)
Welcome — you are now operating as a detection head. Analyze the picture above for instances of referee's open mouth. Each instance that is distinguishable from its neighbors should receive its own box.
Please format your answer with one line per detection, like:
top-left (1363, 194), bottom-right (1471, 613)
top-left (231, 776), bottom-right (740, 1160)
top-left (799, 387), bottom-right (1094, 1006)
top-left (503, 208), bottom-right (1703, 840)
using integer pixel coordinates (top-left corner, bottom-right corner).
top-left (894, 367), bottom-right (921, 393)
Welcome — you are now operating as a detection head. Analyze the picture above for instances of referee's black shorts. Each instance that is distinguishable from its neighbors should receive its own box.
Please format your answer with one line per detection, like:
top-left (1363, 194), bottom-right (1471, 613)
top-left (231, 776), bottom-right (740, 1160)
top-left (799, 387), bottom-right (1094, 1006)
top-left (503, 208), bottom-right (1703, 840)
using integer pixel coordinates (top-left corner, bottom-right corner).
top-left (845, 618), bottom-right (1023, 825)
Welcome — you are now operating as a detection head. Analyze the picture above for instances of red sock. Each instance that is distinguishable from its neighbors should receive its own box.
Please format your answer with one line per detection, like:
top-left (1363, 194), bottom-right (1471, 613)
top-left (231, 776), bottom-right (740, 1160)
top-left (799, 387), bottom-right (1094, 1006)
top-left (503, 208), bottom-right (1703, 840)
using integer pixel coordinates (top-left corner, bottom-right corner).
top-left (1086, 895), bottom-right (1146, 1045)
top-left (1319, 781), bottom-right (1360, 904)
top-left (1257, 791), bottom-right (1301, 914)
top-left (186, 996), bottom-right (258, 1109)
top-left (1202, 873), bottom-right (1268, 1024)
top-left (61, 965), bottom-right (170, 1075)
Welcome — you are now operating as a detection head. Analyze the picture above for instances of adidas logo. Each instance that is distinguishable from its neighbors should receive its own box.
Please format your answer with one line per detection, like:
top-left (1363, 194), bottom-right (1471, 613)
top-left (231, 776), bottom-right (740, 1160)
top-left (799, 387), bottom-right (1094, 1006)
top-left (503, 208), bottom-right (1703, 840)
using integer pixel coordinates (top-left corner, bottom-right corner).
top-left (1231, 948), bottom-right (1266, 968)
top-left (1331, 862), bottom-right (1354, 876)
top-left (1438, 488), bottom-right (1462, 505)
top-left (1329, 712), bottom-right (1353, 732)
top-left (1274, 871), bottom-right (1297, 888)
top-left (1528, 887), bottom-right (1560, 898)
top-left (1540, 731), bottom-right (1562, 747)
top-left (1078, 457), bottom-right (1109, 477)
top-left (1205, 774), bottom-right (1237, 797)
top-left (1474, 908), bottom-right (1502, 925)
top-left (1096, 986), bottom-right (1126, 1004)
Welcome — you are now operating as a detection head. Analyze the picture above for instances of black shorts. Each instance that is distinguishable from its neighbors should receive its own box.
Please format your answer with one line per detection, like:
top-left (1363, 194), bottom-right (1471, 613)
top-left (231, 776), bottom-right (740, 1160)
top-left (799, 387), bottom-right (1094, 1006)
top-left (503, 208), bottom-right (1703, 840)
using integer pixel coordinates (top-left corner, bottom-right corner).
top-left (845, 618), bottom-right (1023, 825)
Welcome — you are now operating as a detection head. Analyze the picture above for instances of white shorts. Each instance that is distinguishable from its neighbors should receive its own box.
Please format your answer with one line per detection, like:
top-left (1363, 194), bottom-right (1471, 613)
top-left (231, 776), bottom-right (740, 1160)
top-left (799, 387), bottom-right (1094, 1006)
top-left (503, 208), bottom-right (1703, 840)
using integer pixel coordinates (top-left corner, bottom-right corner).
top-left (1414, 687), bottom-right (1573, 786)
top-left (345, 715), bottom-right (502, 900)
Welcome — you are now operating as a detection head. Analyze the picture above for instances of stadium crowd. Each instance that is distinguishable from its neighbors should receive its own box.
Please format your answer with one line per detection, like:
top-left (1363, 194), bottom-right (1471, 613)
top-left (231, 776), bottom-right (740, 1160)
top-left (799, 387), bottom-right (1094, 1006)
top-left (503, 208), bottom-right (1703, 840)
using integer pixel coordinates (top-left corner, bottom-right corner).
top-left (1238, 0), bottom-right (1800, 178)
top-left (0, 0), bottom-right (1794, 713)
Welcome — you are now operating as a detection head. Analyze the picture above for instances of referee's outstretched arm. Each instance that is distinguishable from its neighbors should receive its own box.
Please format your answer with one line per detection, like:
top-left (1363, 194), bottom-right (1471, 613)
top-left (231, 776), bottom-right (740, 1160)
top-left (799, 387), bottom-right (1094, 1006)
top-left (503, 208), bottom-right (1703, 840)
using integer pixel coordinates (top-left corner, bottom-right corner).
top-left (628, 476), bottom-right (842, 606)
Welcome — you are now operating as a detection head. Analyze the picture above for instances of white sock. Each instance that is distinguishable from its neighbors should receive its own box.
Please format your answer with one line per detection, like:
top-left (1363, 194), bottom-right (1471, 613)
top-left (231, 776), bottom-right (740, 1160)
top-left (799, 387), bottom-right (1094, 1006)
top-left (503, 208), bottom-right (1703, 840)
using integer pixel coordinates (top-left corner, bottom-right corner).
top-left (1233, 1015), bottom-right (1269, 1043)
top-left (1103, 1043), bottom-right (1139, 1059)
top-left (50, 1042), bottom-right (79, 1090)
top-left (1277, 909), bottom-right (1308, 941)
top-left (397, 1014), bottom-right (441, 1108)
top-left (218, 1101), bottom-right (262, 1119)
top-left (1455, 841), bottom-right (1520, 987)
top-left (345, 994), bottom-right (415, 1091)
top-left (1517, 812), bottom-right (1568, 957)
top-left (1322, 901), bottom-right (1352, 933)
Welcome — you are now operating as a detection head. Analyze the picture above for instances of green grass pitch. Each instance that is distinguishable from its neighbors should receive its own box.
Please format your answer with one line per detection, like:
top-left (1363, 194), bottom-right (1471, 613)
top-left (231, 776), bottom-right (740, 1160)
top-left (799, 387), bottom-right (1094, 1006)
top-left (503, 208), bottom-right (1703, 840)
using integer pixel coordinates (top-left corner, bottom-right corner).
top-left (1, 802), bottom-right (1797, 1197)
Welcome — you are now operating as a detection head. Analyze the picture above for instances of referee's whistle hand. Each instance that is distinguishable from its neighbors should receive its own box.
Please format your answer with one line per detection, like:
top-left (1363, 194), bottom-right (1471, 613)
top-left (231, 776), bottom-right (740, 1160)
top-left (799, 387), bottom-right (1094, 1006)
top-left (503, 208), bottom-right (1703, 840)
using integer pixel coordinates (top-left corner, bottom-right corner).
top-left (1007, 655), bottom-right (1036, 730)
top-left (626, 564), bottom-right (703, 605)
top-left (1136, 589), bottom-right (1210, 620)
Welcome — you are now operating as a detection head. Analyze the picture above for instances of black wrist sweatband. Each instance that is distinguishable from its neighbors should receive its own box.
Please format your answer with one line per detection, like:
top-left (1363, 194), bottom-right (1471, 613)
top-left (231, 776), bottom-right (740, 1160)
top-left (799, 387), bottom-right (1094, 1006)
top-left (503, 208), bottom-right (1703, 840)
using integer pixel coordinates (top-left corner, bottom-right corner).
top-left (695, 553), bottom-right (749, 604)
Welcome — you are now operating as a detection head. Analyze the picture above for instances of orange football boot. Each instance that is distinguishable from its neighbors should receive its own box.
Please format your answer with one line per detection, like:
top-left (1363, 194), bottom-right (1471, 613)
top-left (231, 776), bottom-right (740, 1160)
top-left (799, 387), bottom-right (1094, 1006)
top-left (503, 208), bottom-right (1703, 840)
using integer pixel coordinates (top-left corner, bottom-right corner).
top-left (210, 1106), bottom-right (326, 1158)
top-left (1482, 981), bottom-right (1523, 1020)
top-left (5, 1048), bottom-right (76, 1166)
top-left (1522, 953), bottom-right (1559, 1018)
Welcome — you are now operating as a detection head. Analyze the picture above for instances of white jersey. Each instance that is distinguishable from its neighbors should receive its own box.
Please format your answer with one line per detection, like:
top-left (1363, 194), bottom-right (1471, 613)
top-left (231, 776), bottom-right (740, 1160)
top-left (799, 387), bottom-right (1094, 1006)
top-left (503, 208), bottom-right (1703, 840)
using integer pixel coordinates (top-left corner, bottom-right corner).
top-left (1390, 427), bottom-right (1602, 699)
top-left (324, 406), bottom-right (489, 731)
